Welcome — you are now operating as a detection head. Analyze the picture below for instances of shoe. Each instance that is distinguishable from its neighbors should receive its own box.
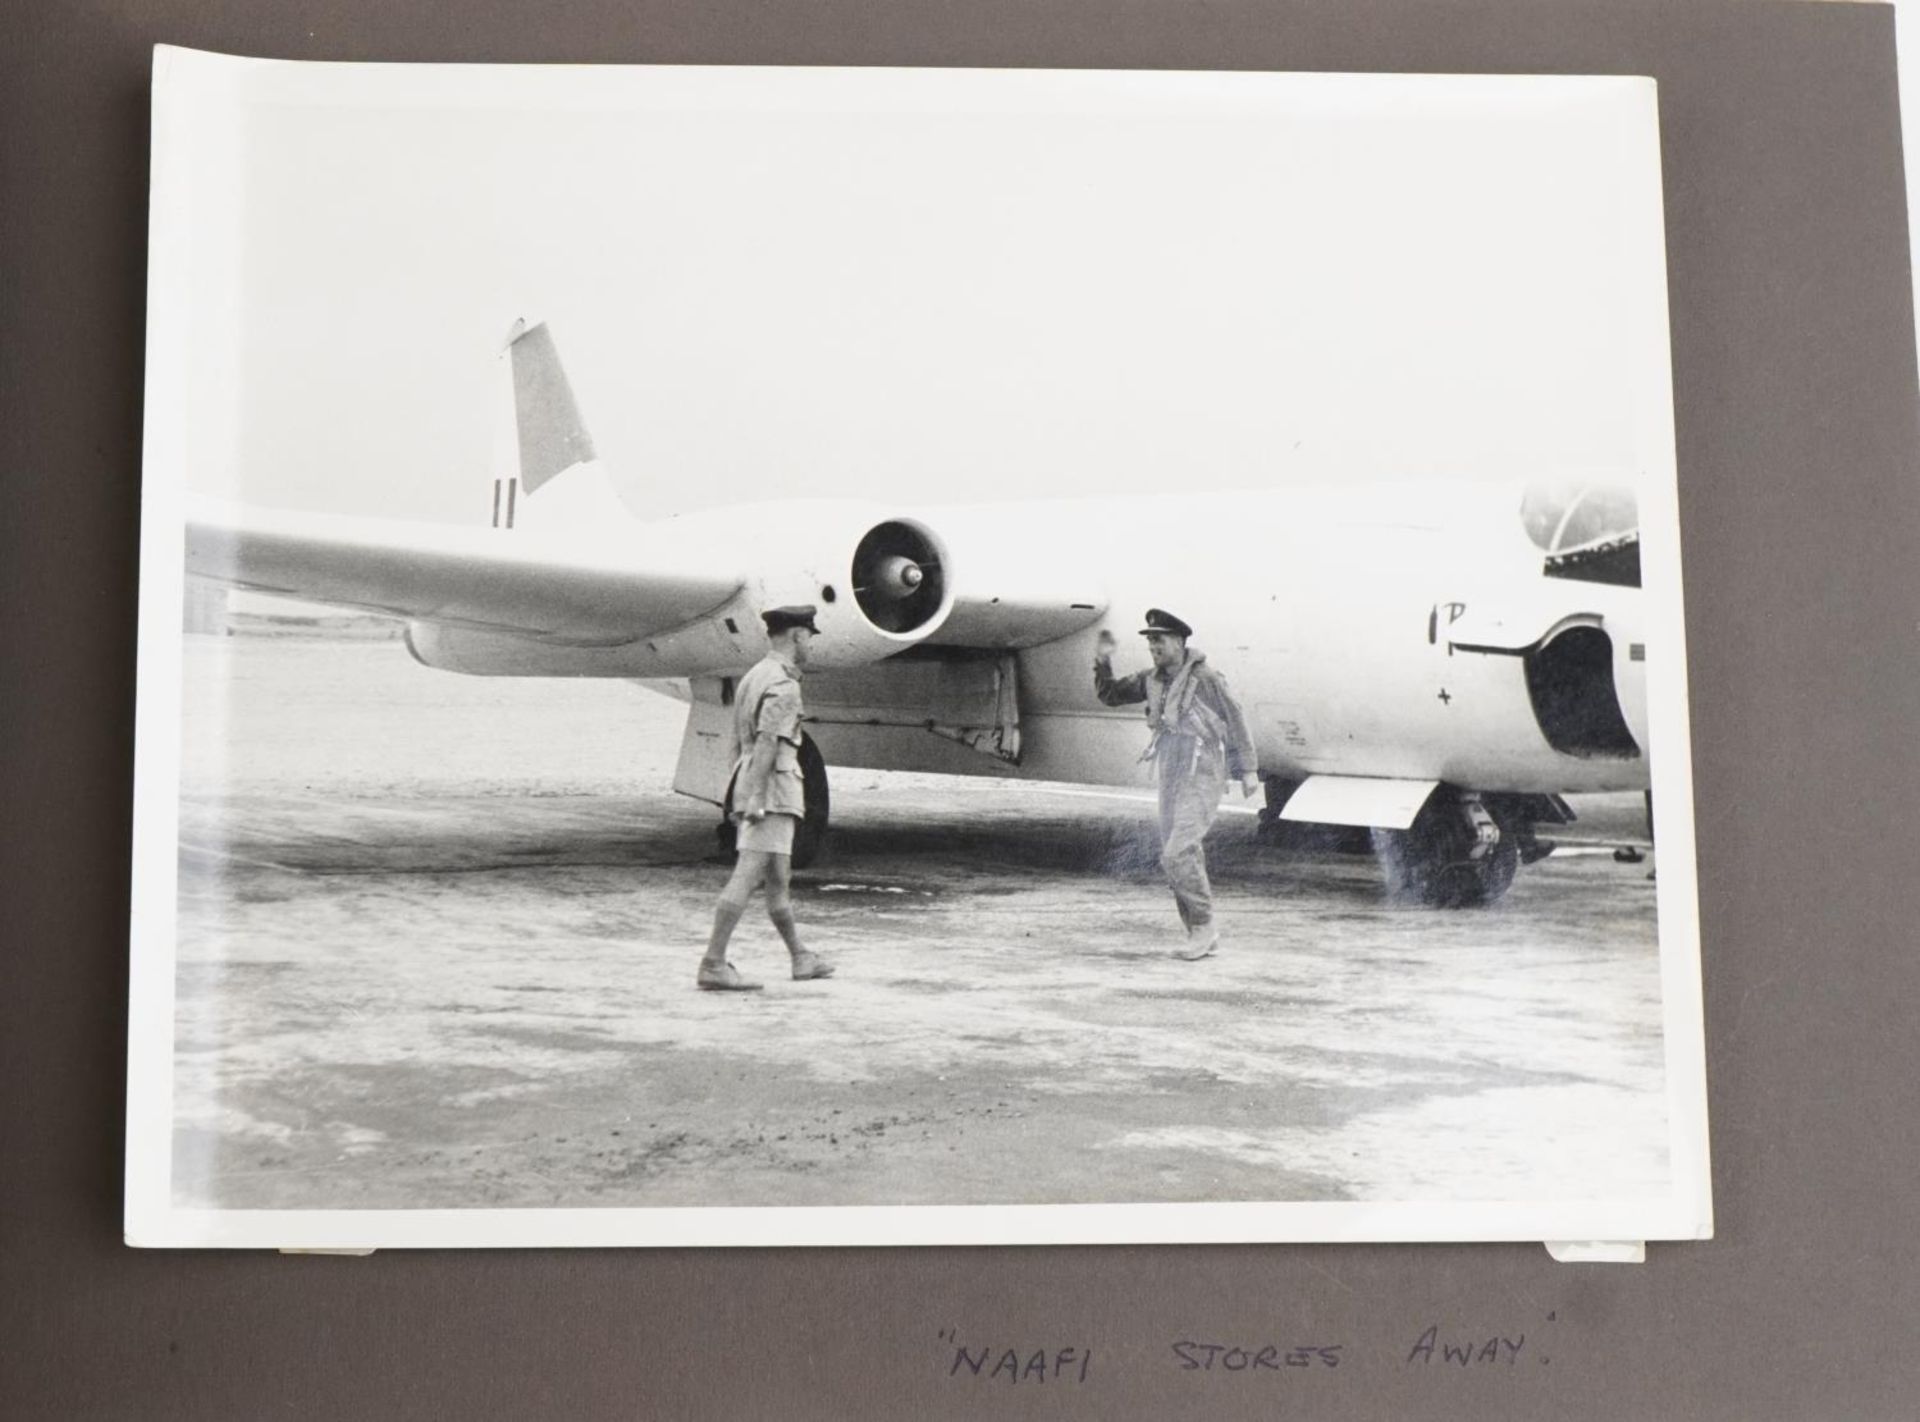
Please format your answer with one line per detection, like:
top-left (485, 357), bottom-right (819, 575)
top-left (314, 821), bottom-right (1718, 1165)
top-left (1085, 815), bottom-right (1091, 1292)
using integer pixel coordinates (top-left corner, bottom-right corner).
top-left (1173, 930), bottom-right (1218, 961)
top-left (697, 960), bottom-right (763, 991)
top-left (791, 950), bottom-right (836, 981)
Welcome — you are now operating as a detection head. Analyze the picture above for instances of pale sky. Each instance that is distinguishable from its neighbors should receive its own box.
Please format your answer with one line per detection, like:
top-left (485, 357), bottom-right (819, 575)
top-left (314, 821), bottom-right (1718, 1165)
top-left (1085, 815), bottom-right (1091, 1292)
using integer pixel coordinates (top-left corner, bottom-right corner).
top-left (164, 60), bottom-right (1673, 524)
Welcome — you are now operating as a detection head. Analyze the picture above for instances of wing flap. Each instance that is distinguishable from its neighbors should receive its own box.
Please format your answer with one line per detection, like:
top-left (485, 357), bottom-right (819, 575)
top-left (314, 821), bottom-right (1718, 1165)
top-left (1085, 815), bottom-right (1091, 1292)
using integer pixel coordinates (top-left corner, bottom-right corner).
top-left (1280, 775), bottom-right (1440, 830)
top-left (185, 498), bottom-right (740, 645)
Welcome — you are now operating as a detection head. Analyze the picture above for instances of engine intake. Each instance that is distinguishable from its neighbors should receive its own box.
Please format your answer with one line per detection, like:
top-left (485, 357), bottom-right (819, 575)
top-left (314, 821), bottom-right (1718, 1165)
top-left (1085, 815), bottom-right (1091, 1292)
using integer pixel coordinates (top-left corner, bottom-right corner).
top-left (851, 520), bottom-right (946, 635)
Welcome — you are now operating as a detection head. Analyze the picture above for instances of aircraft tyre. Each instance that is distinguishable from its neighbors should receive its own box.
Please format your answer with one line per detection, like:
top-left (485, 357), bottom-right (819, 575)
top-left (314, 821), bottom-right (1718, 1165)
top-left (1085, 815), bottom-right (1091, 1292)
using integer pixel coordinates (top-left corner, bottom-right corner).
top-left (1374, 788), bottom-right (1520, 908)
top-left (1253, 776), bottom-right (1300, 843)
top-left (713, 733), bottom-right (831, 870)
top-left (791, 734), bottom-right (830, 869)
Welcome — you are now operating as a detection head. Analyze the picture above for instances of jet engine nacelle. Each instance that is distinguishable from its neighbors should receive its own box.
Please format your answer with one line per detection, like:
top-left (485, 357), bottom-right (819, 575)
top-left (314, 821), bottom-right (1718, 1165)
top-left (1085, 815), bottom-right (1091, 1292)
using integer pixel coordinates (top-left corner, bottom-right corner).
top-left (748, 509), bottom-right (955, 670)
top-left (396, 501), bottom-right (1103, 681)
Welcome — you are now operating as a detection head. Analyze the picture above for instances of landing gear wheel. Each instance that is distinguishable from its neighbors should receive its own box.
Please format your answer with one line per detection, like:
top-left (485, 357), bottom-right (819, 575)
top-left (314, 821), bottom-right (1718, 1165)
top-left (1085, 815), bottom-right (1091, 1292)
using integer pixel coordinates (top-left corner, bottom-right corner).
top-left (1253, 776), bottom-right (1301, 845)
top-left (791, 733), bottom-right (830, 870)
top-left (1374, 788), bottom-right (1520, 908)
top-left (713, 733), bottom-right (831, 870)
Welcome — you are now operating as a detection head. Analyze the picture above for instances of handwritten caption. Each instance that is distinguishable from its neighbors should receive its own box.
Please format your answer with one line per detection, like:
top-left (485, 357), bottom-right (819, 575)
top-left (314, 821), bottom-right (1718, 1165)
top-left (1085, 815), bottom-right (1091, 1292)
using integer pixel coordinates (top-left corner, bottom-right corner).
top-left (939, 1332), bottom-right (1091, 1386)
top-left (1173, 1342), bottom-right (1342, 1372)
top-left (938, 1313), bottom-right (1557, 1387)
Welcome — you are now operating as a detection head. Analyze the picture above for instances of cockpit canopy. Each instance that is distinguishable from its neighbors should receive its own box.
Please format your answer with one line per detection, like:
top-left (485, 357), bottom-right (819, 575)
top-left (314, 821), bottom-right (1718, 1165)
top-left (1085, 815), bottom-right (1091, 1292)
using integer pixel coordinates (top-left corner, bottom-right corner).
top-left (1520, 484), bottom-right (1641, 587)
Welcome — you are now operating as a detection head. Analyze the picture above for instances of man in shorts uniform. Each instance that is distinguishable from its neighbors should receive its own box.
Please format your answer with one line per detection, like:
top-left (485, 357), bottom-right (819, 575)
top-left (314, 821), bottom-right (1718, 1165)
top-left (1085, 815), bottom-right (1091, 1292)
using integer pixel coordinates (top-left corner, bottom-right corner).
top-left (1094, 608), bottom-right (1261, 960)
top-left (696, 605), bottom-right (836, 991)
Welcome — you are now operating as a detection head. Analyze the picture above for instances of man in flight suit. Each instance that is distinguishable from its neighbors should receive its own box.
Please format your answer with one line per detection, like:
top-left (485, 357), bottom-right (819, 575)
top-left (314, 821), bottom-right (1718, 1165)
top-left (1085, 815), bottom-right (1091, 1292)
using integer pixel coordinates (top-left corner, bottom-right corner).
top-left (696, 605), bottom-right (836, 991)
top-left (1094, 608), bottom-right (1261, 960)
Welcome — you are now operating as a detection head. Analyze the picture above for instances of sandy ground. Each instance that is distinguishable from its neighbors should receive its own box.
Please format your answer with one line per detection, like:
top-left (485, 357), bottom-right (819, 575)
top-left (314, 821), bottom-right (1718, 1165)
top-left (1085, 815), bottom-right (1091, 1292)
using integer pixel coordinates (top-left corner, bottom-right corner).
top-left (169, 634), bottom-right (1670, 1209)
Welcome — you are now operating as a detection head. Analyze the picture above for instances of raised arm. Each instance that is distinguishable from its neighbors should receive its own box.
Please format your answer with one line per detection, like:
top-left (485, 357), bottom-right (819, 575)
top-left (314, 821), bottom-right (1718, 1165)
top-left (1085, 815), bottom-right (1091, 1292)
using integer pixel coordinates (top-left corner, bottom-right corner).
top-left (1092, 630), bottom-right (1150, 706)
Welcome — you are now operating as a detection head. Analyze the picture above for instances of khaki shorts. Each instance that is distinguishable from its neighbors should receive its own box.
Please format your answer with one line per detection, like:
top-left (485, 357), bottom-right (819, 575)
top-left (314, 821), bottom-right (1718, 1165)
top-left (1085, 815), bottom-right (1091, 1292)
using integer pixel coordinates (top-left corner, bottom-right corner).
top-left (735, 811), bottom-right (798, 855)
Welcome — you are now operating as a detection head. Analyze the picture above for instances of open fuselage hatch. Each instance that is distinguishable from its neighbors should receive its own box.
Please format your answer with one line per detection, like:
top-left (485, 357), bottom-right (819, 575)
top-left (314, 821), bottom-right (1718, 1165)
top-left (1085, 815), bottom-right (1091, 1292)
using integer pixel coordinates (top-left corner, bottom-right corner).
top-left (1445, 483), bottom-right (1647, 764)
top-left (1522, 625), bottom-right (1641, 759)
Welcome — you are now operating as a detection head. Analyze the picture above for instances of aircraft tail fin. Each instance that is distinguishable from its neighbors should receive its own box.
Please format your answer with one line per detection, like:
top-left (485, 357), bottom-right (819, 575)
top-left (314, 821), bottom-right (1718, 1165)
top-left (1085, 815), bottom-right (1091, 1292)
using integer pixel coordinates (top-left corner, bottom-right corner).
top-left (491, 319), bottom-right (632, 529)
top-left (506, 318), bottom-right (597, 492)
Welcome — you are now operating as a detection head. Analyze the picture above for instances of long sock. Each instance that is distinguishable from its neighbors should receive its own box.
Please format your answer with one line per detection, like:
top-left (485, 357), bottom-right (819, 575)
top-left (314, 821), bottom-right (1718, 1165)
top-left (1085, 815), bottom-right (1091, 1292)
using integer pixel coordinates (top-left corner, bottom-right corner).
top-left (704, 894), bottom-right (749, 964)
top-left (768, 903), bottom-right (804, 956)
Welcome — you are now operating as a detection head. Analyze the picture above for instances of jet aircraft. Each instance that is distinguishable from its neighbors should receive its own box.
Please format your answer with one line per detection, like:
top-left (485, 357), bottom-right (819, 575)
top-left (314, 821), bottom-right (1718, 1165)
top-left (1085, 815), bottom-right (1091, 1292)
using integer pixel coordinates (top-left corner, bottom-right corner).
top-left (185, 321), bottom-right (1654, 906)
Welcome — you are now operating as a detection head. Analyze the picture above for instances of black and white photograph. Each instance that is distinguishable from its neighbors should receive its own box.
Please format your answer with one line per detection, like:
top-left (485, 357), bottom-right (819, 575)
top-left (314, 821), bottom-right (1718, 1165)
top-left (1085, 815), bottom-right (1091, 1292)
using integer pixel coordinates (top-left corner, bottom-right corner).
top-left (128, 50), bottom-right (1709, 1248)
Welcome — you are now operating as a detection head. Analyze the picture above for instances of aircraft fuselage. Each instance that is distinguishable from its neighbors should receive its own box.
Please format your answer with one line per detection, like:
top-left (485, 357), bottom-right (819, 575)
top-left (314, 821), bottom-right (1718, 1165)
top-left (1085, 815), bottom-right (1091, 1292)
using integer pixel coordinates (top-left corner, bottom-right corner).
top-left (406, 482), bottom-right (1649, 801)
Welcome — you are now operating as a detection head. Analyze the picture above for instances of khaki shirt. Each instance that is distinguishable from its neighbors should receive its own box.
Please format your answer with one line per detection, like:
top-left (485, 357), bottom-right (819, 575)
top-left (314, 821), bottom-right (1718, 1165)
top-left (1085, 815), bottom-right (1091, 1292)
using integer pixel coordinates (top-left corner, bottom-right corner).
top-left (728, 653), bottom-right (807, 819)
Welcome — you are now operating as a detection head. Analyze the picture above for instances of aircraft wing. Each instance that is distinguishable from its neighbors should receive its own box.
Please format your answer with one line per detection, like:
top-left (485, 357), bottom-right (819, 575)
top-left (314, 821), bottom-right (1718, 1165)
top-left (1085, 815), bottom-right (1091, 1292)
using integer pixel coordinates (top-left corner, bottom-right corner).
top-left (185, 496), bottom-right (741, 645)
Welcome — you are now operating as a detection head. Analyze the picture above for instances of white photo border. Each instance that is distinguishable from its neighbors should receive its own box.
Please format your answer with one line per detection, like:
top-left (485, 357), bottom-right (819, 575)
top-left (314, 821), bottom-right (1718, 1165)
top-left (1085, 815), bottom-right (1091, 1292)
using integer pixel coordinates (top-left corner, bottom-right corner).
top-left (127, 48), bottom-right (1710, 1250)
